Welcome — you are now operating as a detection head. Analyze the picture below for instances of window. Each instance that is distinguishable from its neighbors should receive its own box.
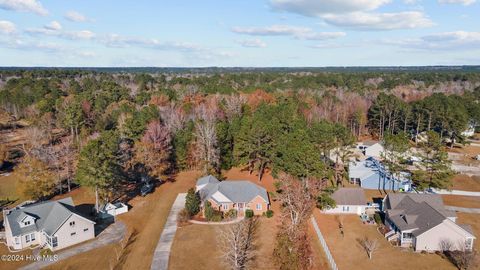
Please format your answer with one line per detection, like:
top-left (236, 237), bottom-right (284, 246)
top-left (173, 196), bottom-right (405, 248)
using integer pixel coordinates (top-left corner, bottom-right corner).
top-left (70, 221), bottom-right (76, 226)
top-left (256, 203), bottom-right (262, 210)
top-left (402, 233), bottom-right (413, 239)
top-left (25, 234), bottom-right (31, 243)
top-left (84, 228), bottom-right (89, 232)
top-left (24, 221), bottom-right (31, 226)
top-left (466, 238), bottom-right (473, 249)
top-left (30, 233), bottom-right (36, 241)
top-left (71, 232), bottom-right (76, 236)
top-left (14, 237), bottom-right (20, 245)
top-left (222, 204), bottom-right (228, 210)
top-left (52, 236), bottom-right (58, 247)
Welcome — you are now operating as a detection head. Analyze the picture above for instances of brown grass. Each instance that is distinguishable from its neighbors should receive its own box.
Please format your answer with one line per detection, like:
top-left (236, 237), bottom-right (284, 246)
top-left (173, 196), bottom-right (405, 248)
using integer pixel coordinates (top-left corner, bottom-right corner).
top-left (456, 213), bottom-right (480, 251)
top-left (451, 175), bottom-right (480, 192)
top-left (312, 210), bottom-right (457, 270)
top-left (442, 195), bottom-right (480, 208)
top-left (0, 245), bottom-right (33, 270)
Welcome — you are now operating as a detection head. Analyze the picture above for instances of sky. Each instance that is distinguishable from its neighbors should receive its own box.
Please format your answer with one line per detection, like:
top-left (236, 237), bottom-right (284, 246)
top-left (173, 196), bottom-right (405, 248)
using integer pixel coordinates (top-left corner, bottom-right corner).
top-left (0, 0), bottom-right (479, 67)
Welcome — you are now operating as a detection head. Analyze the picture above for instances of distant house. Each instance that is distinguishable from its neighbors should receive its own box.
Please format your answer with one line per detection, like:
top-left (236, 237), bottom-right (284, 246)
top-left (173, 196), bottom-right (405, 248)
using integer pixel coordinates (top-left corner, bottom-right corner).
top-left (358, 141), bottom-right (384, 159)
top-left (323, 188), bottom-right (367, 215)
top-left (383, 193), bottom-right (475, 252)
top-left (3, 197), bottom-right (95, 251)
top-left (461, 124), bottom-right (476, 137)
top-left (195, 175), bottom-right (270, 216)
top-left (349, 157), bottom-right (411, 191)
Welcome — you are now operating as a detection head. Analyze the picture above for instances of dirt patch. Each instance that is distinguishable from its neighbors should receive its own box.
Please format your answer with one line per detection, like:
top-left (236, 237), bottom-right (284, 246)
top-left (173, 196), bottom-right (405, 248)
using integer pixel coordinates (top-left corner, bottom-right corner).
top-left (312, 210), bottom-right (456, 270)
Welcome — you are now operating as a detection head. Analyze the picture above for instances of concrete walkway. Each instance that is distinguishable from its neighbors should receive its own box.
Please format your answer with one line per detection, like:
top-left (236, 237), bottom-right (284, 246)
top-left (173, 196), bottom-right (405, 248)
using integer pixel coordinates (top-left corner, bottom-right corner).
top-left (20, 221), bottom-right (127, 270)
top-left (446, 206), bottom-right (480, 214)
top-left (150, 193), bottom-right (186, 270)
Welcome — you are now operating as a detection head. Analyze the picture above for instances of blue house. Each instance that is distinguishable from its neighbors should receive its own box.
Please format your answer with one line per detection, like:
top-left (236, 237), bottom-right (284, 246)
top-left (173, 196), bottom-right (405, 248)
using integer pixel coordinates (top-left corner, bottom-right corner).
top-left (348, 157), bottom-right (411, 191)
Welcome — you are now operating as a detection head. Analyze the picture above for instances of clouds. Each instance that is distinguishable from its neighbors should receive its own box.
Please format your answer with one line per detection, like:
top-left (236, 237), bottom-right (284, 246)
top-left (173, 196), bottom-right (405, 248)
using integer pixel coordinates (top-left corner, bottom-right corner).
top-left (0, 20), bottom-right (16, 34)
top-left (323, 11), bottom-right (434, 30)
top-left (0, 0), bottom-right (48, 16)
top-left (438, 0), bottom-right (476, 5)
top-left (232, 25), bottom-right (345, 40)
top-left (269, 0), bottom-right (434, 31)
top-left (44, 21), bottom-right (62, 31)
top-left (269, 0), bottom-right (390, 17)
top-left (238, 39), bottom-right (267, 48)
top-left (64, 11), bottom-right (92, 22)
top-left (384, 31), bottom-right (480, 50)
top-left (26, 22), bottom-right (95, 40)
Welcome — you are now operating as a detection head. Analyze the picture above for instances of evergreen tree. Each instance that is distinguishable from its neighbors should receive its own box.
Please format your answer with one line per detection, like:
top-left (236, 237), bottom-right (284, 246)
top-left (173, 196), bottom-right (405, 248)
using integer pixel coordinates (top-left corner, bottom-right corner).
top-left (185, 188), bottom-right (201, 216)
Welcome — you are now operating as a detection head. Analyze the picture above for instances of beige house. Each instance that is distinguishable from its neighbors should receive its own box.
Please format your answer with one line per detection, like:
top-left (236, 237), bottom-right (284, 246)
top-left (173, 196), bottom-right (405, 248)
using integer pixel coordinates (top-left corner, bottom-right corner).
top-left (195, 175), bottom-right (270, 216)
top-left (323, 188), bottom-right (367, 215)
top-left (383, 193), bottom-right (475, 252)
top-left (3, 197), bottom-right (95, 251)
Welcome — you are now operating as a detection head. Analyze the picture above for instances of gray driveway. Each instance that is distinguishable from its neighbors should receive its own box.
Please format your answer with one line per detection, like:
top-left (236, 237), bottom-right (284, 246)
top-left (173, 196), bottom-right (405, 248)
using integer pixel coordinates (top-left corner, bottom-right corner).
top-left (20, 221), bottom-right (127, 270)
top-left (150, 193), bottom-right (186, 270)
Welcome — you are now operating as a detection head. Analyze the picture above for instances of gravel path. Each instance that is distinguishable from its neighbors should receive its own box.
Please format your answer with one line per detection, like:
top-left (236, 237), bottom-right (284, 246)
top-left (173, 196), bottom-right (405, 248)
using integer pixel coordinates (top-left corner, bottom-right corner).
top-left (150, 193), bottom-right (186, 270)
top-left (20, 221), bottom-right (127, 270)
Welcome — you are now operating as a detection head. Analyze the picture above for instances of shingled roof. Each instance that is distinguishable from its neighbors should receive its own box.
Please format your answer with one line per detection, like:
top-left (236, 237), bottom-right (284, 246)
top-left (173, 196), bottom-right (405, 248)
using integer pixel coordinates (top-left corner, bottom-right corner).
top-left (384, 193), bottom-right (460, 236)
top-left (331, 188), bottom-right (366, 205)
top-left (4, 197), bottom-right (95, 237)
top-left (196, 176), bottom-right (269, 204)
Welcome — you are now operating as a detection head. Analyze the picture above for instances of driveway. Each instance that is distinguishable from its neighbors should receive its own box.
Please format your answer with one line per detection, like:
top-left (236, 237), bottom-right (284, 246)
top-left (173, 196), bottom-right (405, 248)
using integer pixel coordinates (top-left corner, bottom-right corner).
top-left (150, 193), bottom-right (186, 270)
top-left (20, 221), bottom-right (127, 270)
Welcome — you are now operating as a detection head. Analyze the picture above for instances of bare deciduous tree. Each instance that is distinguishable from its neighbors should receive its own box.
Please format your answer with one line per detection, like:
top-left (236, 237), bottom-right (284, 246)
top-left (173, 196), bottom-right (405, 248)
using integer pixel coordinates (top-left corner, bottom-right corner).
top-left (223, 94), bottom-right (247, 121)
top-left (159, 102), bottom-right (186, 134)
top-left (193, 104), bottom-right (219, 173)
top-left (361, 237), bottom-right (379, 259)
top-left (218, 218), bottom-right (258, 270)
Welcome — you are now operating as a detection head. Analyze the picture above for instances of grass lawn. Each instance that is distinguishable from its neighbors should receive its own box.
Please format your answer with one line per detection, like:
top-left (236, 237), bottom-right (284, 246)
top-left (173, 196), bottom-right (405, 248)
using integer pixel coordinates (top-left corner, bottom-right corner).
top-left (0, 245), bottom-right (33, 270)
top-left (312, 210), bottom-right (457, 270)
top-left (38, 170), bottom-right (201, 270)
top-left (0, 173), bottom-right (26, 203)
top-left (451, 175), bottom-right (480, 192)
top-left (442, 195), bottom-right (480, 208)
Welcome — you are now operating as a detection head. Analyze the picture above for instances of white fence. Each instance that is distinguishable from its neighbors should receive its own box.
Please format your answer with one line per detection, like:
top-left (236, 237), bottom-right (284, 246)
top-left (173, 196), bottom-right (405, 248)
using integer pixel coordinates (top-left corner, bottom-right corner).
top-left (311, 216), bottom-right (338, 270)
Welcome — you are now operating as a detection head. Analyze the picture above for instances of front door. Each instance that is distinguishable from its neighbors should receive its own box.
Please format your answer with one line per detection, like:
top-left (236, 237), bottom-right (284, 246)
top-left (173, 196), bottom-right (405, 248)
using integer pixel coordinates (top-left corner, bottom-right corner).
top-left (237, 203), bottom-right (244, 215)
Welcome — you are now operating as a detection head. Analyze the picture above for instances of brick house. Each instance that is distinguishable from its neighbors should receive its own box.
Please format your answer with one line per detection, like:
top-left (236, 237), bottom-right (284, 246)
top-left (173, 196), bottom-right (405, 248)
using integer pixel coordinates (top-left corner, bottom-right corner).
top-left (195, 175), bottom-right (270, 216)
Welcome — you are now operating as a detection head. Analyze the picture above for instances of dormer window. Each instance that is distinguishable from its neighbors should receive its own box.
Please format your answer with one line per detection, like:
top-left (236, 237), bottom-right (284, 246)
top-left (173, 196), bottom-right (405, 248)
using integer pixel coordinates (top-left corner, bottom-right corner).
top-left (24, 221), bottom-right (31, 226)
top-left (70, 221), bottom-right (75, 227)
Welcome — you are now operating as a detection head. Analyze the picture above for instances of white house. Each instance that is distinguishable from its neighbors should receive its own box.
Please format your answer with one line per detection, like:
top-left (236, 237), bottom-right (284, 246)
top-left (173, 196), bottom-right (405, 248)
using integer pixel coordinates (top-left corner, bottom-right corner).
top-left (3, 197), bottom-right (95, 251)
top-left (461, 124), bottom-right (475, 137)
top-left (383, 193), bottom-right (475, 252)
top-left (324, 188), bottom-right (367, 215)
top-left (358, 141), bottom-right (384, 159)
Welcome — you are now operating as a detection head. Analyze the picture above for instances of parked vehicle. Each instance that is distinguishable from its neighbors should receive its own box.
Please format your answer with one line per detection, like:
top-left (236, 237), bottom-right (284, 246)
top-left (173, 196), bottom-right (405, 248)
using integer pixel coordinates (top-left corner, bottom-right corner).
top-left (141, 183), bottom-right (153, 196)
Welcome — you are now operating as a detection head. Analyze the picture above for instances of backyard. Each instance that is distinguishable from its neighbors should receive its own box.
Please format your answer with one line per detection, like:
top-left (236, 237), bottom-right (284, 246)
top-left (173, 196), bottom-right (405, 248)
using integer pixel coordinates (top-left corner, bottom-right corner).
top-left (312, 210), bottom-right (458, 270)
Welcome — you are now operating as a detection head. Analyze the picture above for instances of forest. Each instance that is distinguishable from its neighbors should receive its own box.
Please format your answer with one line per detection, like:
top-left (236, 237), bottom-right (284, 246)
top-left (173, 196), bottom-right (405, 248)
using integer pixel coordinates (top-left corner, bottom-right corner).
top-left (0, 68), bottom-right (479, 269)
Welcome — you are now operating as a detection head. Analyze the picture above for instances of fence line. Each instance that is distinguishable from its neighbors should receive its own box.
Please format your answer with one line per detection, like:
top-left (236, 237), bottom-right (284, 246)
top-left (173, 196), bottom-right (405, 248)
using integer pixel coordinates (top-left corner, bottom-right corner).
top-left (310, 216), bottom-right (338, 270)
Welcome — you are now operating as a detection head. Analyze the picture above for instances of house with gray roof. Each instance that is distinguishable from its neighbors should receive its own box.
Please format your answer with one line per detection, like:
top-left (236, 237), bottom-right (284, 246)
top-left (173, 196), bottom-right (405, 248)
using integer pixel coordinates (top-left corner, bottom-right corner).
top-left (383, 193), bottom-right (475, 252)
top-left (195, 175), bottom-right (270, 216)
top-left (3, 197), bottom-right (95, 251)
top-left (349, 157), bottom-right (411, 191)
top-left (323, 188), bottom-right (367, 215)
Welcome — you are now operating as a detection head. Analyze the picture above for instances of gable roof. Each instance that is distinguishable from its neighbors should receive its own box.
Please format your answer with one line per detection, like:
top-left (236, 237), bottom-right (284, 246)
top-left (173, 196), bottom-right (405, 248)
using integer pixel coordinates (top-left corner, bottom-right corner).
top-left (4, 197), bottom-right (94, 237)
top-left (196, 178), bottom-right (269, 204)
top-left (196, 175), bottom-right (220, 186)
top-left (384, 193), bottom-right (461, 236)
top-left (331, 188), bottom-right (366, 206)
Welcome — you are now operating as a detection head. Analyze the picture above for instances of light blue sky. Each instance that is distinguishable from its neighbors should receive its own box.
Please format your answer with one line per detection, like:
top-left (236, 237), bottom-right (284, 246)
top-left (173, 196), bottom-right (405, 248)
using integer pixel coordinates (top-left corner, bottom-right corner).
top-left (0, 0), bottom-right (479, 67)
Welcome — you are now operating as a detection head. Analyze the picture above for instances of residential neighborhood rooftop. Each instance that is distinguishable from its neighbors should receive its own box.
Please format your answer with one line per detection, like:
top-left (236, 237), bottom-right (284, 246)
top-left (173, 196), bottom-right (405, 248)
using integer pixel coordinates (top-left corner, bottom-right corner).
top-left (331, 188), bottom-right (367, 206)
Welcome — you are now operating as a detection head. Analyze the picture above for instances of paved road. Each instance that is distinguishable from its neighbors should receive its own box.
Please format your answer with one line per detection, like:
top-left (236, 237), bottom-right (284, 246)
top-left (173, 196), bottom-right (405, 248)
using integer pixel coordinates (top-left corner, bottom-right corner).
top-left (446, 206), bottom-right (480, 214)
top-left (20, 221), bottom-right (127, 270)
top-left (150, 193), bottom-right (186, 270)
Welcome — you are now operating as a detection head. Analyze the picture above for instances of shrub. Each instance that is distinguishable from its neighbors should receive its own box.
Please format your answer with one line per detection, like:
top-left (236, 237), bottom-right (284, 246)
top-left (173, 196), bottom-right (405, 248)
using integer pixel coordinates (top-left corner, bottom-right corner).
top-left (264, 210), bottom-right (274, 218)
top-left (39, 248), bottom-right (53, 256)
top-left (185, 188), bottom-right (201, 216)
top-left (316, 192), bottom-right (336, 210)
top-left (374, 213), bottom-right (382, 225)
top-left (177, 208), bottom-right (190, 225)
top-left (204, 201), bottom-right (214, 220)
top-left (245, 209), bottom-right (254, 218)
top-left (210, 212), bottom-right (223, 222)
top-left (224, 209), bottom-right (237, 220)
